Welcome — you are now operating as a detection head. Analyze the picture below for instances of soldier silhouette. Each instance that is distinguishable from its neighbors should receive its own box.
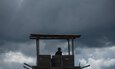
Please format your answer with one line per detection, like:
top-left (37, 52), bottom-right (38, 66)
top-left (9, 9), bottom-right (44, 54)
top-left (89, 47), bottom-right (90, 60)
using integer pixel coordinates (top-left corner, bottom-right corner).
top-left (55, 47), bottom-right (62, 55)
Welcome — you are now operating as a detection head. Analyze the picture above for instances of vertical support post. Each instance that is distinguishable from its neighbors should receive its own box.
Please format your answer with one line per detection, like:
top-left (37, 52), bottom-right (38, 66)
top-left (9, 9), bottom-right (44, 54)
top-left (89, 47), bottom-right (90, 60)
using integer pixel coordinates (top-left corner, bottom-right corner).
top-left (67, 39), bottom-right (70, 55)
top-left (72, 39), bottom-right (74, 55)
top-left (36, 39), bottom-right (39, 67)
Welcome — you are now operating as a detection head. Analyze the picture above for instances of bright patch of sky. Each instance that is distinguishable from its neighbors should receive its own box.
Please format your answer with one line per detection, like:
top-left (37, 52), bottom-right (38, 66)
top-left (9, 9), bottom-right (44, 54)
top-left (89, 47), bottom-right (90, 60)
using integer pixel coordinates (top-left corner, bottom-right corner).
top-left (76, 46), bottom-right (115, 69)
top-left (4, 51), bottom-right (35, 64)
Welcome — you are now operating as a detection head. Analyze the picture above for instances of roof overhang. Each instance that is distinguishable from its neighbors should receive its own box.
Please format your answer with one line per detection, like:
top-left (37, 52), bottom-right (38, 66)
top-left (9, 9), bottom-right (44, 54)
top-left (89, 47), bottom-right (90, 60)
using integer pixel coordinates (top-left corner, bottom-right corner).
top-left (30, 34), bottom-right (81, 39)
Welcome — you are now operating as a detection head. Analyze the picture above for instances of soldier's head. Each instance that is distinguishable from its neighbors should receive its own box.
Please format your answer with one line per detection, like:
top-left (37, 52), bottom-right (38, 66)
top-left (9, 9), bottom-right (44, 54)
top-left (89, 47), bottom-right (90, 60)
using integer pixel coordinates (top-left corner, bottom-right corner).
top-left (58, 47), bottom-right (61, 51)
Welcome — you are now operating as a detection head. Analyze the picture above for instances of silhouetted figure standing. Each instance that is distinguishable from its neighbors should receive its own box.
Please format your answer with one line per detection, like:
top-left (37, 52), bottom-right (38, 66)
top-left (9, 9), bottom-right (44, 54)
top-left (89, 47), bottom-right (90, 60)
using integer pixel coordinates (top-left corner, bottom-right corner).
top-left (55, 47), bottom-right (62, 55)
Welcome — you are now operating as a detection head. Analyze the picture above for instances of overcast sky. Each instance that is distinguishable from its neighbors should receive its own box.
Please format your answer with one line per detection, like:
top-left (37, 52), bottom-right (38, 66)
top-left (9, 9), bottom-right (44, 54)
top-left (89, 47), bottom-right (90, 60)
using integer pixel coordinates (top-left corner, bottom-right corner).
top-left (0, 0), bottom-right (115, 69)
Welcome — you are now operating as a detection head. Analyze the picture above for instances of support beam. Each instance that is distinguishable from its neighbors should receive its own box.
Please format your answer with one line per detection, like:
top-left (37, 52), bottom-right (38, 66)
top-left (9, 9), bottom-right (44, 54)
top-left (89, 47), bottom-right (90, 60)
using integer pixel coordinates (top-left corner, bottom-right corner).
top-left (36, 39), bottom-right (39, 67)
top-left (72, 39), bottom-right (74, 55)
top-left (23, 66), bottom-right (29, 69)
top-left (67, 39), bottom-right (70, 55)
top-left (24, 63), bottom-right (32, 68)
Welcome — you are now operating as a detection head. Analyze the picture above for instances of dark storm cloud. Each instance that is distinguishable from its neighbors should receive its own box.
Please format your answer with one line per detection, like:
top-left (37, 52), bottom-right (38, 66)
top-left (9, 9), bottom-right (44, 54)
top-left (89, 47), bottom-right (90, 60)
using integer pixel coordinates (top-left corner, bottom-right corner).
top-left (0, 0), bottom-right (115, 56)
top-left (0, 0), bottom-right (114, 57)
top-left (0, 0), bottom-right (115, 69)
top-left (0, 0), bottom-right (115, 43)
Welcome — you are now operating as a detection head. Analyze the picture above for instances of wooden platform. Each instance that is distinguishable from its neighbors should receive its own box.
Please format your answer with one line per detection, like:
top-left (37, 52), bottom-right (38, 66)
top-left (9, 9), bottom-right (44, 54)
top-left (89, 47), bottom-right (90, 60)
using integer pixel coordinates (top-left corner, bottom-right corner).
top-left (32, 66), bottom-right (81, 69)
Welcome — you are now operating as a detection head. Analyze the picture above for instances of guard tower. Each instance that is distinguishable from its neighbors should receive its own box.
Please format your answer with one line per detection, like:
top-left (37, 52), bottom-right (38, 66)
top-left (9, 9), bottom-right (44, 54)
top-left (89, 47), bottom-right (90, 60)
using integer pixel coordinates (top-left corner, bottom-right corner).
top-left (23, 34), bottom-right (90, 69)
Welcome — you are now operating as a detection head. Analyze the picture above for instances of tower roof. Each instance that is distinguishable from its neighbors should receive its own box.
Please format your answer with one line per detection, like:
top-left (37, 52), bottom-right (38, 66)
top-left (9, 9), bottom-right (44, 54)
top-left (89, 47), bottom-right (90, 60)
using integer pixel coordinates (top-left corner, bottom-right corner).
top-left (30, 34), bottom-right (81, 39)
